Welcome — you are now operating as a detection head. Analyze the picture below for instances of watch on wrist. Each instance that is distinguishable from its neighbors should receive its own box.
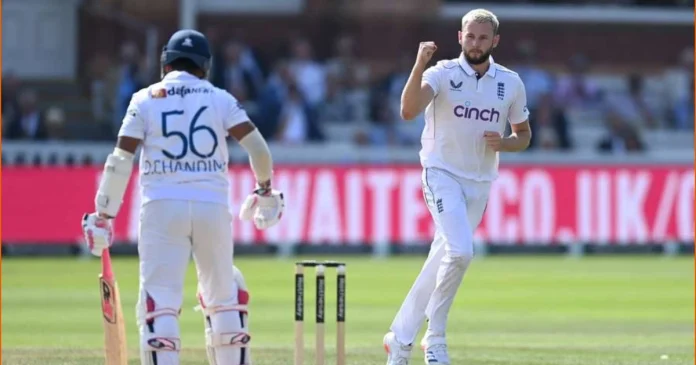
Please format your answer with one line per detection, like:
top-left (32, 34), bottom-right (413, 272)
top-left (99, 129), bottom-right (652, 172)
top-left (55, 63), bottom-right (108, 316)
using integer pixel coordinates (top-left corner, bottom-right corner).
top-left (255, 180), bottom-right (272, 195)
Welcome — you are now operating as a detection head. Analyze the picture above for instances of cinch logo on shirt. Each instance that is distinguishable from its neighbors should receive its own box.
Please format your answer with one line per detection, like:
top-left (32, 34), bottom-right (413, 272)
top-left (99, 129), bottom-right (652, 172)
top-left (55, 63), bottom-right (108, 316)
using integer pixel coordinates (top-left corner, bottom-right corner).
top-left (453, 101), bottom-right (500, 123)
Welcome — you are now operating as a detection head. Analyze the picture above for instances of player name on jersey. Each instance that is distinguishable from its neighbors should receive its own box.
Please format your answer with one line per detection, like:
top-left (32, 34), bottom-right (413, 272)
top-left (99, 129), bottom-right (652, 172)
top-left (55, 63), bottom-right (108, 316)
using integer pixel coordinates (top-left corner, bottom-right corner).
top-left (142, 159), bottom-right (227, 176)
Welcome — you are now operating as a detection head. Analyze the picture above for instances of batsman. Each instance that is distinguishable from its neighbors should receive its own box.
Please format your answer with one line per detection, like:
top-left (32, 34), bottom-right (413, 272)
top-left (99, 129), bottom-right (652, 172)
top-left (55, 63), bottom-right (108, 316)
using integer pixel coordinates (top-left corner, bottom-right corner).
top-left (81, 29), bottom-right (285, 365)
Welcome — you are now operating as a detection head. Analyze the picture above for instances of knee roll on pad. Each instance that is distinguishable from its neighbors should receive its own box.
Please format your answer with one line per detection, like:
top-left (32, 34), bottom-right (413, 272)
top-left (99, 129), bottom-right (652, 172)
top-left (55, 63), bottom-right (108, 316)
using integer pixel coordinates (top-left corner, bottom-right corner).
top-left (194, 265), bottom-right (250, 314)
top-left (142, 332), bottom-right (181, 351)
top-left (206, 329), bottom-right (251, 347)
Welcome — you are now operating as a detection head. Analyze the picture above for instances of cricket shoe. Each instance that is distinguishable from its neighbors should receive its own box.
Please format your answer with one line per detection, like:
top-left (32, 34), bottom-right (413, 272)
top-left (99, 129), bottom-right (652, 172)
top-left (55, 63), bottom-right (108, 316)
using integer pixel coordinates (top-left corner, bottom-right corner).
top-left (383, 332), bottom-right (413, 365)
top-left (421, 337), bottom-right (450, 365)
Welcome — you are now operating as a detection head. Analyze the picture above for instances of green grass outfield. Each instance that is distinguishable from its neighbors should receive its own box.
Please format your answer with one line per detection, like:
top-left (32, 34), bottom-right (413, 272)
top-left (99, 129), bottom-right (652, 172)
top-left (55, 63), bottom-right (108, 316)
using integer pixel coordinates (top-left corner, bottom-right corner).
top-left (2, 255), bottom-right (694, 365)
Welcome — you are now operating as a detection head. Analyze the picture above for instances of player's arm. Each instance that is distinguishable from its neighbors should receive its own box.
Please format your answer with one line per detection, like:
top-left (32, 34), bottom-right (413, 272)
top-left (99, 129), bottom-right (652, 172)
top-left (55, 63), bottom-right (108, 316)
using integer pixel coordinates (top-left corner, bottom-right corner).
top-left (115, 136), bottom-right (141, 155)
top-left (223, 93), bottom-right (273, 188)
top-left (95, 137), bottom-right (139, 219)
top-left (401, 42), bottom-right (438, 121)
top-left (83, 95), bottom-right (143, 257)
top-left (501, 80), bottom-right (532, 152)
top-left (228, 121), bottom-right (273, 189)
top-left (223, 94), bottom-right (283, 229)
top-left (501, 120), bottom-right (531, 152)
top-left (229, 120), bottom-right (285, 230)
top-left (94, 99), bottom-right (145, 219)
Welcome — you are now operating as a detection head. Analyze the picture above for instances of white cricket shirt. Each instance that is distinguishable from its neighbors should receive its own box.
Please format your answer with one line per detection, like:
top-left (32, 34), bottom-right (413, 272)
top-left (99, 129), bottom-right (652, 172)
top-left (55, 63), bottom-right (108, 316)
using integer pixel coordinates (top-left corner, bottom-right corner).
top-left (118, 71), bottom-right (249, 205)
top-left (420, 54), bottom-right (529, 181)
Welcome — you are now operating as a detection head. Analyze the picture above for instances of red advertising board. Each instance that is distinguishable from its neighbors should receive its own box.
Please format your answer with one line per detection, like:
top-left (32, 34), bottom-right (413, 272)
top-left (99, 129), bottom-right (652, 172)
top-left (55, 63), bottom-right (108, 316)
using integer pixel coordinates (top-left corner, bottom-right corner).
top-left (2, 165), bottom-right (693, 245)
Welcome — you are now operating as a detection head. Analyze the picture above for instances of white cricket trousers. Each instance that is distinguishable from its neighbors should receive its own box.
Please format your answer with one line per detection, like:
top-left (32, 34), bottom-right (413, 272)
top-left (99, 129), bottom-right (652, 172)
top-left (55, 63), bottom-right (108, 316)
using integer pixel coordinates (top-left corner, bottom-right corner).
top-left (390, 167), bottom-right (491, 346)
top-left (136, 199), bottom-right (238, 358)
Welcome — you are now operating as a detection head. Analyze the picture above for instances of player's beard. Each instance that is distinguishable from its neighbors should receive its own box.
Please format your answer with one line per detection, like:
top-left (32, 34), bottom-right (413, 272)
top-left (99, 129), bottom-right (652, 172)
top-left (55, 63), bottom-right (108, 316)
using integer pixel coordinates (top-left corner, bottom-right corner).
top-left (463, 47), bottom-right (492, 65)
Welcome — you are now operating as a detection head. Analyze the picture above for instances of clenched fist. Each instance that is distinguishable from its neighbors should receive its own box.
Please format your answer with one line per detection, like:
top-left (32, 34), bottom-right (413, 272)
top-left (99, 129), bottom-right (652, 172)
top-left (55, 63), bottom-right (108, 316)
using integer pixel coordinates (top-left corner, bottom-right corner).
top-left (483, 131), bottom-right (503, 151)
top-left (416, 42), bottom-right (438, 66)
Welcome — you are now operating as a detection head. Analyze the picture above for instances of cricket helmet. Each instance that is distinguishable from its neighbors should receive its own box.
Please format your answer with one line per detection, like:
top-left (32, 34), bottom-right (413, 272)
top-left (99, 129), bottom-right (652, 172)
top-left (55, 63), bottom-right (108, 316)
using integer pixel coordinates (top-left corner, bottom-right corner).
top-left (160, 29), bottom-right (212, 76)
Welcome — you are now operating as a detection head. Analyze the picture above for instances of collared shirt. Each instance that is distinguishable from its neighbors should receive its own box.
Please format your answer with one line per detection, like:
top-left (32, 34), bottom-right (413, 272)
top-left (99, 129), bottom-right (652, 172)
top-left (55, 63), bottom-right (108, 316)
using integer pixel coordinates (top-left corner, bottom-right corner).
top-left (420, 54), bottom-right (529, 181)
top-left (119, 71), bottom-right (249, 205)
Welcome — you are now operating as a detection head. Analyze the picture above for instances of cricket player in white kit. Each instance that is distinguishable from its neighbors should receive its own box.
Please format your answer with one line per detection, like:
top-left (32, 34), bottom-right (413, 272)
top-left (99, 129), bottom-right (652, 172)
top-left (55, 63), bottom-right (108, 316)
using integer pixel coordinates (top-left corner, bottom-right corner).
top-left (81, 29), bottom-right (285, 365)
top-left (383, 9), bottom-right (531, 365)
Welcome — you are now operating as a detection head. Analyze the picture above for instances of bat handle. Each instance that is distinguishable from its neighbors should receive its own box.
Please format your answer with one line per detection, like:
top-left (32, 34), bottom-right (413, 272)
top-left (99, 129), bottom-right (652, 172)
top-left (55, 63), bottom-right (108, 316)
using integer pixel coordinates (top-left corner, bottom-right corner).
top-left (101, 249), bottom-right (114, 280)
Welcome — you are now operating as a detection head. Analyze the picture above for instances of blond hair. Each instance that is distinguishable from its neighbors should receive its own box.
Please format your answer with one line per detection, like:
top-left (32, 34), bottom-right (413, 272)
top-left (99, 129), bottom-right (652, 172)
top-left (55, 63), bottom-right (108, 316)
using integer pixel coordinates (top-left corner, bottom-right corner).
top-left (462, 9), bottom-right (499, 35)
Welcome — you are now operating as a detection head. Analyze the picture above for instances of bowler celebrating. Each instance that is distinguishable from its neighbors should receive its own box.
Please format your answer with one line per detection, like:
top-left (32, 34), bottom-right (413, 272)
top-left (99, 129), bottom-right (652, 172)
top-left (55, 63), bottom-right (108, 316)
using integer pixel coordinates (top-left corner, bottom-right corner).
top-left (384, 9), bottom-right (532, 365)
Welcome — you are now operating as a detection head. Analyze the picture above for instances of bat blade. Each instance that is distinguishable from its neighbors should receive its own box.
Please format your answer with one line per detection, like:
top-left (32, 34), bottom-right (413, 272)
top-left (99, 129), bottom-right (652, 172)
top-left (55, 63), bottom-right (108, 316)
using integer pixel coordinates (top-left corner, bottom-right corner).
top-left (100, 249), bottom-right (128, 365)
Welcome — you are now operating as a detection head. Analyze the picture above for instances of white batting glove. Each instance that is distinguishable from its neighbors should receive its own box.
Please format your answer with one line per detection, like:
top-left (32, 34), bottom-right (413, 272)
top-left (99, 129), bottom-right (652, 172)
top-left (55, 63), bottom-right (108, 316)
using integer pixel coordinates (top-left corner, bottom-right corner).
top-left (81, 213), bottom-right (114, 257)
top-left (239, 186), bottom-right (285, 230)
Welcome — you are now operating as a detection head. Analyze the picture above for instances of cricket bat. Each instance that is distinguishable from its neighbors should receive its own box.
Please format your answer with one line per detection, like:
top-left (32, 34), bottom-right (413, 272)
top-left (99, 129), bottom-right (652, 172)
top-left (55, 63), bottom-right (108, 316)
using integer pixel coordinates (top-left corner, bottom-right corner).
top-left (99, 248), bottom-right (128, 365)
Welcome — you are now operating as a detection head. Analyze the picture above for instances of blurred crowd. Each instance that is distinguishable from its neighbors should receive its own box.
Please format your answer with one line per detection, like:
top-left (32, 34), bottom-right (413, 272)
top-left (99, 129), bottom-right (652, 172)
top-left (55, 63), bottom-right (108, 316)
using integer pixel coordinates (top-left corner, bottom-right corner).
top-left (3, 32), bottom-right (693, 155)
top-left (509, 42), bottom-right (693, 153)
top-left (2, 75), bottom-right (68, 141)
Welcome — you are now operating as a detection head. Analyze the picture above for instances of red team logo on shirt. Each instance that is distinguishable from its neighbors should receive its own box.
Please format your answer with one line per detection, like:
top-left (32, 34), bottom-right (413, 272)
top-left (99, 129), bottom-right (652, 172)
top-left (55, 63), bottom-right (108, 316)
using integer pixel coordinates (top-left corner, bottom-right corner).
top-left (151, 88), bottom-right (167, 99)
